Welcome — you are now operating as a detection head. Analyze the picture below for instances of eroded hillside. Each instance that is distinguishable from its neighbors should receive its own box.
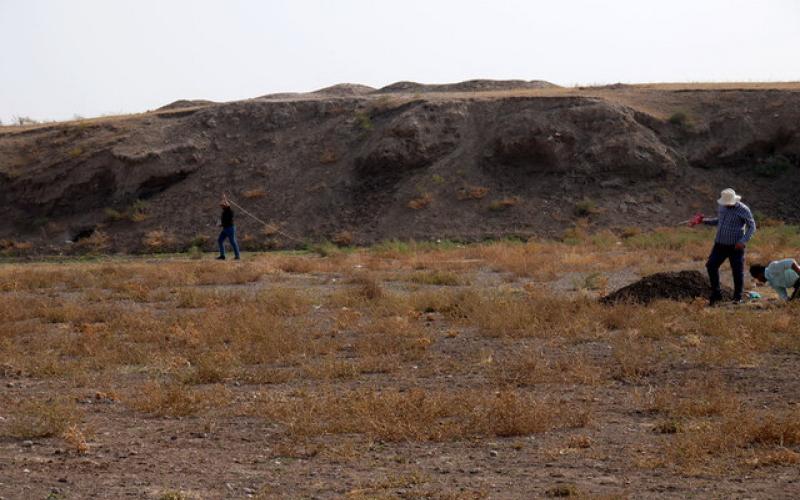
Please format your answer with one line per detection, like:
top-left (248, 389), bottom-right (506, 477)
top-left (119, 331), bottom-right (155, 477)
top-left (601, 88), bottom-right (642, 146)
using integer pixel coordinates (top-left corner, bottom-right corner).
top-left (1, 81), bottom-right (799, 254)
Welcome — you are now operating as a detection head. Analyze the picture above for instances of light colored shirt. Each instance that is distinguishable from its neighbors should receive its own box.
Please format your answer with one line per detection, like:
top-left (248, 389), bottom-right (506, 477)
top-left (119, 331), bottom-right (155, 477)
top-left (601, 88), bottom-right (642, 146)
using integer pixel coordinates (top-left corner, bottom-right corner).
top-left (765, 259), bottom-right (800, 300)
top-left (703, 202), bottom-right (756, 245)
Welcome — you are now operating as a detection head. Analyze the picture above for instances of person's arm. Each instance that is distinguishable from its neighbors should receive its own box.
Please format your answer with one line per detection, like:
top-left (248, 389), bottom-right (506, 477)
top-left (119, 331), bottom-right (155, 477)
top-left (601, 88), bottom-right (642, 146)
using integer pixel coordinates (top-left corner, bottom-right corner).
top-left (738, 207), bottom-right (756, 245)
top-left (773, 284), bottom-right (790, 301)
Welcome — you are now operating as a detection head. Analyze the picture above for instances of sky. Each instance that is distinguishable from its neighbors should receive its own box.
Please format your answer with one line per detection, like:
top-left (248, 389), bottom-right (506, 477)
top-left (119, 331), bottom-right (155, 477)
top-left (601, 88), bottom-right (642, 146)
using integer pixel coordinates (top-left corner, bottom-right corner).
top-left (1, 0), bottom-right (799, 123)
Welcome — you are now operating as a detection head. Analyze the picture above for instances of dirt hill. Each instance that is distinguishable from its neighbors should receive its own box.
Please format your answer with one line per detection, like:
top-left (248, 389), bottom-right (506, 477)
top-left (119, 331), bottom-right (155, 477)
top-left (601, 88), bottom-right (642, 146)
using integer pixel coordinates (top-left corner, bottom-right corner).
top-left (1, 80), bottom-right (799, 254)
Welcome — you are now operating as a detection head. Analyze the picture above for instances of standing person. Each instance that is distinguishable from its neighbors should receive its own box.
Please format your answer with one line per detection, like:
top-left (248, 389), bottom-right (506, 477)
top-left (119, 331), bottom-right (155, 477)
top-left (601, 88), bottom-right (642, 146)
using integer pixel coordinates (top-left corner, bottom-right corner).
top-left (750, 259), bottom-right (800, 301)
top-left (217, 194), bottom-right (241, 260)
top-left (690, 188), bottom-right (756, 305)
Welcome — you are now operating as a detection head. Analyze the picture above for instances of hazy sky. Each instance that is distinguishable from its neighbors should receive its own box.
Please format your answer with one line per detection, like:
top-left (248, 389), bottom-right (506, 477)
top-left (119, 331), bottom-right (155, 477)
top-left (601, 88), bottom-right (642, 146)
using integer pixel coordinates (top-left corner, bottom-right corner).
top-left (1, 0), bottom-right (799, 123)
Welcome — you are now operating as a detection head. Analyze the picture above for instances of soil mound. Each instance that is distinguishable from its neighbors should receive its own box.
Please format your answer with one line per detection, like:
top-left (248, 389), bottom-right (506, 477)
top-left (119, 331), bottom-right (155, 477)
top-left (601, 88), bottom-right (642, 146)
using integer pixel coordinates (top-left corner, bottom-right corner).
top-left (157, 99), bottom-right (215, 111)
top-left (378, 79), bottom-right (558, 94)
top-left (601, 271), bottom-right (733, 304)
top-left (312, 83), bottom-right (376, 97)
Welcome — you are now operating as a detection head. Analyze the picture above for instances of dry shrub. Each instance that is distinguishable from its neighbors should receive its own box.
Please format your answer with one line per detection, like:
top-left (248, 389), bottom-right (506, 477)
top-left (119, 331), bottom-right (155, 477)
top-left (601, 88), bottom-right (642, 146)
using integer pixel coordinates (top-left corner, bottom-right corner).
top-left (242, 188), bottom-right (266, 199)
top-left (407, 193), bottom-right (433, 210)
top-left (332, 230), bottom-right (353, 246)
top-left (256, 288), bottom-right (311, 316)
top-left (611, 331), bottom-right (659, 382)
top-left (319, 149), bottom-right (339, 164)
top-left (143, 229), bottom-right (176, 251)
top-left (567, 434), bottom-right (592, 449)
top-left (175, 288), bottom-right (225, 308)
top-left (0, 239), bottom-right (34, 255)
top-left (456, 185), bottom-right (489, 200)
top-left (488, 196), bottom-right (519, 211)
top-left (275, 256), bottom-right (315, 274)
top-left (185, 349), bottom-right (237, 384)
top-left (668, 408), bottom-right (800, 468)
top-left (455, 289), bottom-right (601, 340)
top-left (641, 376), bottom-right (739, 418)
top-left (331, 273), bottom-right (384, 305)
top-left (261, 223), bottom-right (280, 236)
top-left (258, 388), bottom-right (587, 441)
top-left (127, 381), bottom-right (231, 417)
top-left (491, 349), bottom-right (602, 386)
top-left (747, 449), bottom-right (800, 467)
top-left (76, 230), bottom-right (110, 252)
top-left (300, 355), bottom-right (360, 381)
top-left (355, 316), bottom-right (432, 361)
top-left (7, 398), bottom-right (82, 438)
top-left (407, 270), bottom-right (465, 286)
top-left (62, 423), bottom-right (89, 454)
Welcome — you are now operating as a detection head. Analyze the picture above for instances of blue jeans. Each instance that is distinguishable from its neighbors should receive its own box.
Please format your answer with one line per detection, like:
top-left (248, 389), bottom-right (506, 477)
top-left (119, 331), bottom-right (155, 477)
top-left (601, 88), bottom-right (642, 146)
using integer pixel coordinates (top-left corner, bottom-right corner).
top-left (218, 226), bottom-right (240, 259)
top-left (706, 243), bottom-right (744, 300)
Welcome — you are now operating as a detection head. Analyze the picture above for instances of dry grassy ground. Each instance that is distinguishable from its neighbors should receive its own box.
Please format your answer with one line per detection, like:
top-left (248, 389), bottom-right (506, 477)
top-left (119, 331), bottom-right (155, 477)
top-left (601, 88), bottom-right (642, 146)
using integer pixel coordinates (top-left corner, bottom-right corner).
top-left (2, 226), bottom-right (800, 499)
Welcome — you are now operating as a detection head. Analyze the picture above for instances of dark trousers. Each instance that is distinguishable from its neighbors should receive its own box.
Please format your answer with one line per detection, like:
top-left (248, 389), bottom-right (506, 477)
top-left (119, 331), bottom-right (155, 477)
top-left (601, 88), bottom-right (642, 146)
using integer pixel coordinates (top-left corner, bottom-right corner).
top-left (706, 243), bottom-right (744, 300)
top-left (791, 278), bottom-right (800, 301)
top-left (218, 226), bottom-right (240, 259)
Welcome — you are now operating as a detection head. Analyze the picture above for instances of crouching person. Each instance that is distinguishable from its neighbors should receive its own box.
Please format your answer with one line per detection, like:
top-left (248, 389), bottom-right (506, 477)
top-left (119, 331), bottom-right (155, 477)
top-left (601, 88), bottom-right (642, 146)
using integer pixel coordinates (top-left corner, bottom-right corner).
top-left (750, 259), bottom-right (800, 301)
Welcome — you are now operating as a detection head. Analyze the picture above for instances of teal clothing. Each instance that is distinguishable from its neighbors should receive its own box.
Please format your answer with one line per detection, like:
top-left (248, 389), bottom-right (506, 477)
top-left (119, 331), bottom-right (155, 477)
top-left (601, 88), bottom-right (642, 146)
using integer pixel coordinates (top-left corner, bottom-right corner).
top-left (764, 259), bottom-right (800, 300)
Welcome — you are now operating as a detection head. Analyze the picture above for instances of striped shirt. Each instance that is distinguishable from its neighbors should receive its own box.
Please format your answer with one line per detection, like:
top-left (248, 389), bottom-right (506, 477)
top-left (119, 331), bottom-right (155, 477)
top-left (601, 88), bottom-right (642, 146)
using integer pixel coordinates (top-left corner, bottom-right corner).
top-left (703, 202), bottom-right (756, 245)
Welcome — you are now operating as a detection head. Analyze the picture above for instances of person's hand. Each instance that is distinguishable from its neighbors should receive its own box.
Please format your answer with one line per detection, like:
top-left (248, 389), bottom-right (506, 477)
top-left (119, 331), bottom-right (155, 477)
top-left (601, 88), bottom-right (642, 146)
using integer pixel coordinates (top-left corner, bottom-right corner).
top-left (735, 242), bottom-right (746, 250)
top-left (689, 213), bottom-right (704, 227)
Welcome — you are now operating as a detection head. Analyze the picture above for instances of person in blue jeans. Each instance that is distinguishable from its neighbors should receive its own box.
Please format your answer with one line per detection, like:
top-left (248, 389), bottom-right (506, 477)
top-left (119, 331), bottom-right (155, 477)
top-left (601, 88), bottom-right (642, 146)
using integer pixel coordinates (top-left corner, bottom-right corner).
top-left (217, 194), bottom-right (241, 260)
top-left (690, 188), bottom-right (756, 305)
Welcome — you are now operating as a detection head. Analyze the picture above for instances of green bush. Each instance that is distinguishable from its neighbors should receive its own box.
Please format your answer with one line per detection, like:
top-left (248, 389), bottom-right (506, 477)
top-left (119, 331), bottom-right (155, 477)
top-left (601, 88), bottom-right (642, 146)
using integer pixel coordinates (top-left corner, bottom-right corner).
top-left (355, 111), bottom-right (373, 131)
top-left (574, 198), bottom-right (598, 216)
top-left (668, 112), bottom-right (689, 127)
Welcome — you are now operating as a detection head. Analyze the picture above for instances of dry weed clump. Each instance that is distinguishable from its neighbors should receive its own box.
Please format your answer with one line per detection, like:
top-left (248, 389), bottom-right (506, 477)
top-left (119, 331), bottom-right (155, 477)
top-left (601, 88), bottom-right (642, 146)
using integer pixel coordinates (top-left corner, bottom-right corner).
top-left (490, 349), bottom-right (603, 386)
top-left (488, 196), bottom-right (519, 211)
top-left (62, 423), bottom-right (89, 454)
top-left (354, 316), bottom-right (432, 361)
top-left (456, 185), bottom-right (489, 200)
top-left (75, 230), bottom-right (111, 252)
top-left (407, 270), bottom-right (465, 286)
top-left (184, 348), bottom-right (238, 384)
top-left (611, 331), bottom-right (660, 382)
top-left (454, 289), bottom-right (601, 340)
top-left (667, 408), bottom-right (800, 469)
top-left (127, 381), bottom-right (231, 417)
top-left (255, 288), bottom-right (311, 316)
top-left (142, 229), bottom-right (176, 251)
top-left (407, 193), bottom-right (433, 210)
top-left (7, 398), bottom-right (82, 439)
top-left (242, 188), bottom-right (266, 199)
top-left (257, 388), bottom-right (587, 441)
top-left (640, 376), bottom-right (739, 418)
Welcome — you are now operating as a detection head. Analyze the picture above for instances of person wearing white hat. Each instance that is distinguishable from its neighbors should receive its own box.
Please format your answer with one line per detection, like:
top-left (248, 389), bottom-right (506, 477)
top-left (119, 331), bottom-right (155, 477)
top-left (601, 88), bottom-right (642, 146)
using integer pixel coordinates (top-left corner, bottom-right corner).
top-left (689, 188), bottom-right (756, 305)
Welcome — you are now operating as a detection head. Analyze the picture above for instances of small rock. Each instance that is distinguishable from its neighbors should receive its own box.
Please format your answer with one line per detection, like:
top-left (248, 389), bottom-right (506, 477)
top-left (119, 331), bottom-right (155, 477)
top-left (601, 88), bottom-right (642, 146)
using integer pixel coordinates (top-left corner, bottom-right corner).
top-left (489, 450), bottom-right (499, 458)
top-left (21, 440), bottom-right (33, 448)
top-left (243, 487), bottom-right (255, 494)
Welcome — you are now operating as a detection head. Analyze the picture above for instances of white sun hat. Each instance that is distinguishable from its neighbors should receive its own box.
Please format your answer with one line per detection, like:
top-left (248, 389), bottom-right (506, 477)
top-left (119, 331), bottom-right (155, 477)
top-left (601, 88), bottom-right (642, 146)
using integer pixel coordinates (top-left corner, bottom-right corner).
top-left (717, 188), bottom-right (742, 206)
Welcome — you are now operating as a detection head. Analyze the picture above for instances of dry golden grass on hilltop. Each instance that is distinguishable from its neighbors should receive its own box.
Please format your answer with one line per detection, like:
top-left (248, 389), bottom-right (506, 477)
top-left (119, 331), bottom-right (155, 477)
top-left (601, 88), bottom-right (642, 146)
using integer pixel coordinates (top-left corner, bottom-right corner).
top-left (3, 227), bottom-right (800, 497)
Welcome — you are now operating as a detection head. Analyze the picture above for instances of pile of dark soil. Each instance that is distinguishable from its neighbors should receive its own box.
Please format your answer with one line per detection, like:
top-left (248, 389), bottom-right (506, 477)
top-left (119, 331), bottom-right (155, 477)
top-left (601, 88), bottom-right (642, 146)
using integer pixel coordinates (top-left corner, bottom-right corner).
top-left (601, 270), bottom-right (733, 304)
